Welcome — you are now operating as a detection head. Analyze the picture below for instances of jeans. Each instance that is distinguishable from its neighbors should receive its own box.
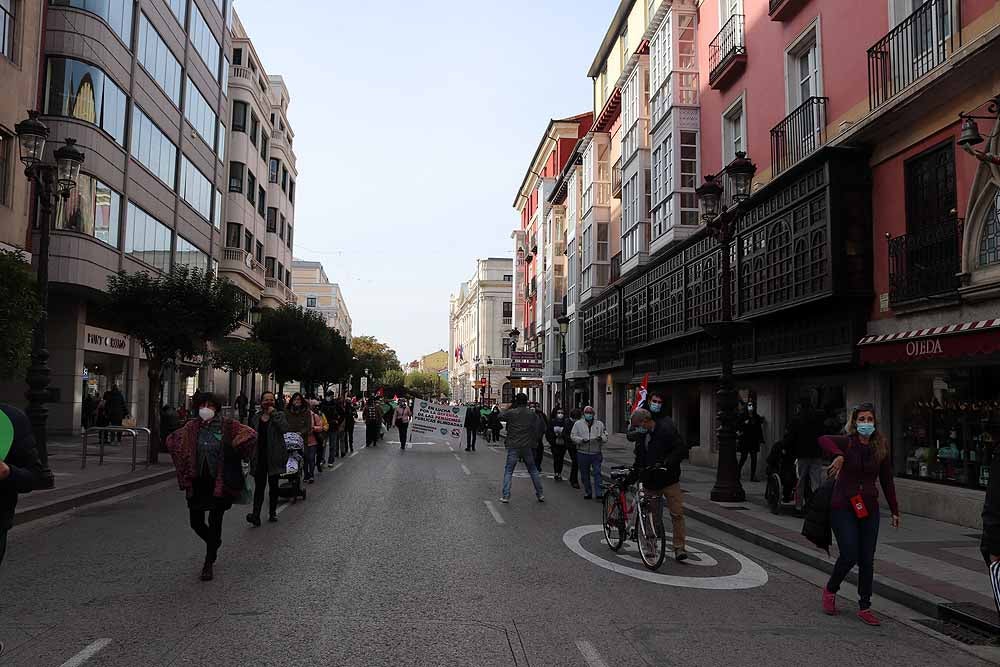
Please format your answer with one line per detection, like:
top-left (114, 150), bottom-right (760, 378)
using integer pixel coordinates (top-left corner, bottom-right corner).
top-left (501, 447), bottom-right (544, 499)
top-left (577, 452), bottom-right (603, 497)
top-left (398, 422), bottom-right (409, 449)
top-left (189, 506), bottom-right (226, 562)
top-left (827, 508), bottom-right (881, 610)
top-left (252, 464), bottom-right (280, 518)
top-left (551, 444), bottom-right (578, 484)
top-left (366, 421), bottom-right (380, 446)
top-left (327, 433), bottom-right (339, 464)
top-left (466, 428), bottom-right (477, 450)
top-left (534, 441), bottom-right (544, 471)
top-left (304, 445), bottom-right (318, 480)
top-left (796, 458), bottom-right (826, 507)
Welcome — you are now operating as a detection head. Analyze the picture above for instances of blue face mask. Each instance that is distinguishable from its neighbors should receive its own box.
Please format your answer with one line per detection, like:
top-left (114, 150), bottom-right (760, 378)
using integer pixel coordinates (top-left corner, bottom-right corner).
top-left (584, 414), bottom-right (594, 422)
top-left (650, 402), bottom-right (663, 414)
top-left (856, 423), bottom-right (876, 437)
top-left (633, 426), bottom-right (648, 434)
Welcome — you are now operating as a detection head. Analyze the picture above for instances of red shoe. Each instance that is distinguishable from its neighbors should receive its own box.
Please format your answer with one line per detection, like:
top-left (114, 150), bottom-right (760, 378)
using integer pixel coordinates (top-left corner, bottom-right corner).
top-left (822, 587), bottom-right (837, 615)
top-left (857, 609), bottom-right (881, 626)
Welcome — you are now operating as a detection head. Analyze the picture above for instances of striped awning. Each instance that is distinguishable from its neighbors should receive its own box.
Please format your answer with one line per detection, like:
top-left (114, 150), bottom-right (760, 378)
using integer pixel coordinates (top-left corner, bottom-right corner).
top-left (858, 319), bottom-right (1000, 364)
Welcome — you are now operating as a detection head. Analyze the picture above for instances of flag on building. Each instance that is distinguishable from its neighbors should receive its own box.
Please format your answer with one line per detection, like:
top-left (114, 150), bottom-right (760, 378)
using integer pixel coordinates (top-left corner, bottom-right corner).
top-left (631, 373), bottom-right (649, 416)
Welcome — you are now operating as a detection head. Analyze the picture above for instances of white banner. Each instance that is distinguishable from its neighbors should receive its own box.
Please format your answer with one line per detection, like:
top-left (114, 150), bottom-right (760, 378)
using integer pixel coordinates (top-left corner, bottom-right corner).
top-left (410, 401), bottom-right (467, 442)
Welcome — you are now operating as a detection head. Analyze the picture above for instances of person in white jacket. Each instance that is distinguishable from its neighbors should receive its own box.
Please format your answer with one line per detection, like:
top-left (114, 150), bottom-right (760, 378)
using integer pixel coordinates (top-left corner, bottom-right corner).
top-left (570, 406), bottom-right (609, 500)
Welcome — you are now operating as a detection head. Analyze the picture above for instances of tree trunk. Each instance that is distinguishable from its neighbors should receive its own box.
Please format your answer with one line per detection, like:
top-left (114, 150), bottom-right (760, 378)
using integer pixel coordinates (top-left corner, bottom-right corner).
top-left (147, 361), bottom-right (163, 464)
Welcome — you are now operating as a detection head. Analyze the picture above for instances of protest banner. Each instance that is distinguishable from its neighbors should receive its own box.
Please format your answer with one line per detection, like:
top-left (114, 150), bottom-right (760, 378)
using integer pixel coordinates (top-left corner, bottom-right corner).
top-left (410, 401), bottom-right (467, 443)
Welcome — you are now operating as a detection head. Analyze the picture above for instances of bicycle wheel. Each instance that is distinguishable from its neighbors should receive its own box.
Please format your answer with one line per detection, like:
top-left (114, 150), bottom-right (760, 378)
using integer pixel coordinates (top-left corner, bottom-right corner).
top-left (636, 498), bottom-right (667, 570)
top-left (602, 492), bottom-right (625, 551)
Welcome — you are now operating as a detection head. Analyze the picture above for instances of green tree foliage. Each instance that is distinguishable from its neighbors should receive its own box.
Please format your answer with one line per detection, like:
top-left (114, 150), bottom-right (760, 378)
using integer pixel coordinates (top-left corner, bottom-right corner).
top-left (254, 304), bottom-right (328, 392)
top-left (0, 250), bottom-right (41, 380)
top-left (104, 266), bottom-right (243, 461)
top-left (351, 335), bottom-right (402, 389)
top-left (301, 328), bottom-right (353, 395)
top-left (379, 369), bottom-right (407, 397)
top-left (405, 371), bottom-right (449, 399)
top-left (211, 339), bottom-right (271, 378)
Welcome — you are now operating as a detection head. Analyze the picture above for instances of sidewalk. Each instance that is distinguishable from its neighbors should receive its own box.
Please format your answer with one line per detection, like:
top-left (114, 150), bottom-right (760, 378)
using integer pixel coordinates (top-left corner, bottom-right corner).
top-left (13, 436), bottom-right (175, 526)
top-left (567, 433), bottom-right (998, 630)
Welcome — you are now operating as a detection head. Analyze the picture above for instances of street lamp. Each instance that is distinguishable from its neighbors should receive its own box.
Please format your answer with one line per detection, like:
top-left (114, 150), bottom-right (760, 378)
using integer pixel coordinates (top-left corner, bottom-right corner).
top-left (695, 151), bottom-right (757, 504)
top-left (472, 354), bottom-right (481, 405)
top-left (15, 111), bottom-right (85, 489)
top-left (508, 328), bottom-right (520, 353)
top-left (557, 315), bottom-right (570, 410)
top-left (957, 95), bottom-right (1000, 166)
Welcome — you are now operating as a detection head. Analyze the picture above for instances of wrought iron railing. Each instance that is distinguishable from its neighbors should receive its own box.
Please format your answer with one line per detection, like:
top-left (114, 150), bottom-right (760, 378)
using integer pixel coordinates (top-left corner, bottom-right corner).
top-left (770, 96), bottom-right (828, 176)
top-left (868, 0), bottom-right (953, 111)
top-left (611, 157), bottom-right (622, 199)
top-left (709, 14), bottom-right (745, 84)
top-left (887, 217), bottom-right (964, 304)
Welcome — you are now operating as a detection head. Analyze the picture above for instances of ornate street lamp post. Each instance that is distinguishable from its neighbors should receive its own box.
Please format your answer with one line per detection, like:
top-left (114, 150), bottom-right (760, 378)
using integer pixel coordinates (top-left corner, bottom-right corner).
top-left (14, 111), bottom-right (85, 489)
top-left (557, 315), bottom-right (569, 411)
top-left (695, 151), bottom-right (756, 504)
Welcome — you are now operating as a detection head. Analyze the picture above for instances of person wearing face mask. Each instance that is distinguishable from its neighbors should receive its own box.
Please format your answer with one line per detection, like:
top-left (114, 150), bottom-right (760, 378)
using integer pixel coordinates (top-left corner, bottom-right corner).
top-left (393, 398), bottom-right (413, 451)
top-left (737, 401), bottom-right (765, 483)
top-left (819, 403), bottom-right (900, 626)
top-left (284, 393), bottom-right (313, 456)
top-left (548, 407), bottom-right (577, 485)
top-left (166, 393), bottom-right (257, 581)
top-left (570, 406), bottom-right (608, 500)
top-left (487, 405), bottom-right (502, 443)
top-left (247, 391), bottom-right (290, 526)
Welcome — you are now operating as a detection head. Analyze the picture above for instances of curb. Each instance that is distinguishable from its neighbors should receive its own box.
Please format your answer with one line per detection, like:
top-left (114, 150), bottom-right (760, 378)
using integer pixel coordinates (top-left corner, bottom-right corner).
top-left (13, 470), bottom-right (176, 526)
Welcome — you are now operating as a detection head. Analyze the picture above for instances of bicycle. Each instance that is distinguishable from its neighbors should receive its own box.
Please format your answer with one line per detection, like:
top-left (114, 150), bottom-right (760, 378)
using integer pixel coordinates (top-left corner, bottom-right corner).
top-left (602, 466), bottom-right (668, 570)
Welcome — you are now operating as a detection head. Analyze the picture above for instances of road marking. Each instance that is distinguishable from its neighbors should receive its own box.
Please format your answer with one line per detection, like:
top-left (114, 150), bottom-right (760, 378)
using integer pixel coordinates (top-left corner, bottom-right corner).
top-left (460, 464), bottom-right (471, 475)
top-left (483, 500), bottom-right (505, 525)
top-left (349, 450), bottom-right (359, 458)
top-left (575, 640), bottom-right (610, 667)
top-left (59, 639), bottom-right (112, 667)
top-left (333, 462), bottom-right (344, 471)
top-left (447, 445), bottom-right (454, 451)
top-left (276, 500), bottom-right (292, 514)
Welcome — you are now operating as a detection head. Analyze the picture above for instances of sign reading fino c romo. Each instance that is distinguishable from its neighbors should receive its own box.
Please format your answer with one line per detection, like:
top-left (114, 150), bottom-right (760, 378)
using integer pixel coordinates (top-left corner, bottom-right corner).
top-left (410, 401), bottom-right (467, 442)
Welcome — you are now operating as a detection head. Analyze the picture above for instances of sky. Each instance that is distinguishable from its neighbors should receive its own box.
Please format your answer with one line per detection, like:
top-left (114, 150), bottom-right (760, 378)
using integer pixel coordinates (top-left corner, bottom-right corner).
top-left (236, 0), bottom-right (611, 364)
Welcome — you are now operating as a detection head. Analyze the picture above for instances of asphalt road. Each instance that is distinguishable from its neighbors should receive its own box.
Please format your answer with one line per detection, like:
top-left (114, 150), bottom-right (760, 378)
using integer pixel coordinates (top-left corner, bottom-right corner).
top-left (1, 426), bottom-right (992, 666)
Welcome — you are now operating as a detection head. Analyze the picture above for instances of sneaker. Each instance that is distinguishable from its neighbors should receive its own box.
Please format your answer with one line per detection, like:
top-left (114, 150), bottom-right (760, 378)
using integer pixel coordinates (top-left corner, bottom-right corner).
top-left (245, 513), bottom-right (261, 527)
top-left (499, 497), bottom-right (510, 504)
top-left (583, 494), bottom-right (593, 500)
top-left (675, 549), bottom-right (689, 562)
top-left (537, 495), bottom-right (545, 503)
top-left (822, 587), bottom-right (838, 615)
top-left (856, 609), bottom-right (881, 626)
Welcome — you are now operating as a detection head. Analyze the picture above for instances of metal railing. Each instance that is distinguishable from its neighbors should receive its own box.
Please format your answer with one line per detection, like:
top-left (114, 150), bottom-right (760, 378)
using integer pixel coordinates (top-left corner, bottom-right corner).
top-left (612, 157), bottom-right (623, 198)
top-left (502, 316), bottom-right (512, 326)
top-left (81, 427), bottom-right (152, 472)
top-left (887, 217), bottom-right (964, 304)
top-left (770, 96), bottom-right (828, 176)
top-left (709, 14), bottom-right (746, 84)
top-left (867, 0), bottom-right (953, 111)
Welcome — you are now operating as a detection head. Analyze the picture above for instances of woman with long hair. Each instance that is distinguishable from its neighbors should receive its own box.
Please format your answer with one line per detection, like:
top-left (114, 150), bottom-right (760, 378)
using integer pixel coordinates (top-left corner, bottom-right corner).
top-left (819, 402), bottom-right (900, 626)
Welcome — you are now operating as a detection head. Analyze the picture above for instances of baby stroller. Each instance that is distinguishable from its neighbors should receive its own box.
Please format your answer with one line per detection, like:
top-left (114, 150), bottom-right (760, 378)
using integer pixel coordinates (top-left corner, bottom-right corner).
top-left (764, 440), bottom-right (798, 515)
top-left (277, 432), bottom-right (307, 501)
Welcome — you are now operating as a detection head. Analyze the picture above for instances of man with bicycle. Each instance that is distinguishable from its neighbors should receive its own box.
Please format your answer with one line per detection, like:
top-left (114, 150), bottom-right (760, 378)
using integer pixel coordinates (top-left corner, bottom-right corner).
top-left (629, 404), bottom-right (690, 562)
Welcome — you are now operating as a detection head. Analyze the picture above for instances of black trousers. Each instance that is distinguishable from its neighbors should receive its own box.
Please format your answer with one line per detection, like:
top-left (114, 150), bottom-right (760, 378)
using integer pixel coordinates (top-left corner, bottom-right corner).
top-left (252, 465), bottom-right (280, 518)
top-left (466, 428), bottom-right (477, 449)
top-left (189, 507), bottom-right (225, 562)
top-left (534, 441), bottom-right (544, 471)
top-left (346, 423), bottom-right (355, 448)
top-left (738, 450), bottom-right (758, 479)
top-left (398, 423), bottom-right (409, 449)
top-left (551, 444), bottom-right (578, 483)
top-left (366, 421), bottom-right (380, 446)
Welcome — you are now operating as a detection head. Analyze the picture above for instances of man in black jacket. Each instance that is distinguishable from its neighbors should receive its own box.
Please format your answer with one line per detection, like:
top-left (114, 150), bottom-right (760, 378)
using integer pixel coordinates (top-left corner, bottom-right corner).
top-left (320, 392), bottom-right (343, 462)
top-left (630, 407), bottom-right (690, 561)
top-left (783, 399), bottom-right (827, 511)
top-left (0, 403), bottom-right (45, 566)
top-left (463, 404), bottom-right (480, 452)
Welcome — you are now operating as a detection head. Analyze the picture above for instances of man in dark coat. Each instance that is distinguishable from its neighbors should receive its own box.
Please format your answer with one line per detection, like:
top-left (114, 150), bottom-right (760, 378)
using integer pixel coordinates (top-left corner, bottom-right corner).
top-left (630, 408), bottom-right (690, 561)
top-left (105, 385), bottom-right (128, 442)
top-left (464, 403), bottom-right (481, 452)
top-left (1, 403), bottom-right (45, 565)
top-left (783, 399), bottom-right (827, 510)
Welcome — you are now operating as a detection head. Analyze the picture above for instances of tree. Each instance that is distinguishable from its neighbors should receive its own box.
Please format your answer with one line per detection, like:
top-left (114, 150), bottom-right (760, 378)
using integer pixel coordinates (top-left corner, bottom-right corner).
top-left (351, 335), bottom-right (402, 389)
top-left (0, 250), bottom-right (42, 380)
top-left (380, 369), bottom-right (407, 397)
top-left (105, 266), bottom-right (243, 462)
top-left (211, 339), bottom-right (271, 385)
top-left (302, 328), bottom-right (353, 396)
top-left (255, 304), bottom-right (324, 393)
top-left (405, 371), bottom-right (449, 399)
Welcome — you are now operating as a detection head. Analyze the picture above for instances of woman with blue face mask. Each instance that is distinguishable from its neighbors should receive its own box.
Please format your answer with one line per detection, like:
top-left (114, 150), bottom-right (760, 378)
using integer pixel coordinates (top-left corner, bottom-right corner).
top-left (817, 403), bottom-right (900, 626)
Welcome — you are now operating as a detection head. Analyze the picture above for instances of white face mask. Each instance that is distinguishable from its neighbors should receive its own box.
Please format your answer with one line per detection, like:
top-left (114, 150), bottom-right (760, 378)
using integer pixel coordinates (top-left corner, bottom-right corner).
top-left (198, 407), bottom-right (216, 422)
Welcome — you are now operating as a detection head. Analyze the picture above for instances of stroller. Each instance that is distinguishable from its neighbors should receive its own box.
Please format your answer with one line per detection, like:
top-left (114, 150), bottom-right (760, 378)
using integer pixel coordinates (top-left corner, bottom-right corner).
top-left (764, 440), bottom-right (799, 515)
top-left (277, 432), bottom-right (307, 501)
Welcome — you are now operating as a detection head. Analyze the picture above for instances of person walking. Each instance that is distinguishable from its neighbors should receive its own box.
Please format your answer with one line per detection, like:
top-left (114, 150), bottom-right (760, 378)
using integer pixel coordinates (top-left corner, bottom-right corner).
top-left (284, 392), bottom-right (312, 451)
top-left (737, 401), bottom-right (765, 482)
top-left (0, 403), bottom-right (45, 566)
top-left (364, 398), bottom-right (382, 447)
top-left (304, 400), bottom-right (326, 483)
top-left (105, 385), bottom-right (127, 442)
top-left (246, 391), bottom-right (288, 526)
top-left (319, 392), bottom-right (342, 463)
top-left (548, 407), bottom-right (578, 486)
top-left (165, 393), bottom-right (256, 581)
top-left (235, 391), bottom-right (249, 424)
top-left (487, 405), bottom-right (502, 443)
top-left (499, 393), bottom-right (545, 503)
top-left (571, 406), bottom-right (608, 500)
top-left (819, 403), bottom-right (900, 626)
top-left (342, 397), bottom-right (356, 454)
top-left (464, 403), bottom-right (480, 452)
top-left (784, 399), bottom-right (827, 511)
top-left (394, 399), bottom-right (413, 451)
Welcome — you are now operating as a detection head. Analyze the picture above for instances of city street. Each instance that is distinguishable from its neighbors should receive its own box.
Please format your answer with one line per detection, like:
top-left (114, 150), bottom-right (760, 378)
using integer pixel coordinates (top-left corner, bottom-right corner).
top-left (1, 425), bottom-right (992, 667)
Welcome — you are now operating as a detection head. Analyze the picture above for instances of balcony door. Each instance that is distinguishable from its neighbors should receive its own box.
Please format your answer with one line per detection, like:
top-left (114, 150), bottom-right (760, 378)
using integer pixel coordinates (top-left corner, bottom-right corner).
top-left (891, 0), bottom-right (952, 80)
top-left (786, 26), bottom-right (822, 156)
top-left (904, 142), bottom-right (956, 232)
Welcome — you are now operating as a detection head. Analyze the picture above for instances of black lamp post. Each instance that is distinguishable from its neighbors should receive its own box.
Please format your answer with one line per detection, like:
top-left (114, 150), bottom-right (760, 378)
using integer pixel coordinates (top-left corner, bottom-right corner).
top-left (14, 111), bottom-right (85, 490)
top-left (473, 354), bottom-right (481, 404)
top-left (485, 356), bottom-right (493, 404)
top-left (557, 315), bottom-right (569, 410)
top-left (695, 151), bottom-right (756, 504)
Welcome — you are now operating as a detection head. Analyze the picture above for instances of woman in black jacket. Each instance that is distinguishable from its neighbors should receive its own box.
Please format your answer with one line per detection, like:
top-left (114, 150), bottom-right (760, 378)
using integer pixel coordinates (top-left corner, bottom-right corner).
top-left (548, 408), bottom-right (578, 486)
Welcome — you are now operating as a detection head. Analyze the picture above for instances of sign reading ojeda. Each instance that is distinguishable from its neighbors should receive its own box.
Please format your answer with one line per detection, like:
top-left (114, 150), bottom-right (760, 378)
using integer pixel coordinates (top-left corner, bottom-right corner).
top-left (905, 338), bottom-right (944, 359)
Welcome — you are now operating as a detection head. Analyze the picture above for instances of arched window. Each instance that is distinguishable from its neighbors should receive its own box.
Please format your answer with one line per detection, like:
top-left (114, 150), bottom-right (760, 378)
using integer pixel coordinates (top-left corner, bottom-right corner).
top-left (792, 238), bottom-right (808, 297)
top-left (501, 382), bottom-right (513, 404)
top-left (979, 192), bottom-right (1000, 267)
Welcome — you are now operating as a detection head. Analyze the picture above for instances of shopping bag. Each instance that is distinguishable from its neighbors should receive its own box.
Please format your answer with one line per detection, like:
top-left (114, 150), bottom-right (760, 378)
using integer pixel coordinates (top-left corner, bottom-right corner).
top-left (380, 422), bottom-right (387, 436)
top-left (236, 462), bottom-right (254, 505)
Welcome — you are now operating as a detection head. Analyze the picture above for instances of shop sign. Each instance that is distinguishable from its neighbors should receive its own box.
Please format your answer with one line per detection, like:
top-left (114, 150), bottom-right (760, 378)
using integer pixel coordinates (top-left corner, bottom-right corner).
top-left (84, 326), bottom-right (130, 357)
top-left (511, 351), bottom-right (543, 378)
top-left (905, 338), bottom-right (944, 359)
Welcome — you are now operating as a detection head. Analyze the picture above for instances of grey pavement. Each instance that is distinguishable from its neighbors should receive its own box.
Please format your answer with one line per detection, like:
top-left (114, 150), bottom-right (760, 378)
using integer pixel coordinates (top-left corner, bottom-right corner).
top-left (1, 423), bottom-right (997, 666)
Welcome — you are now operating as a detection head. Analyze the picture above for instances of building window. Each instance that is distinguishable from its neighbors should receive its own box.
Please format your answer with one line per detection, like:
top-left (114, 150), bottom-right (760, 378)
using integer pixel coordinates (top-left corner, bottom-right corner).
top-left (243, 229), bottom-right (252, 254)
top-left (226, 222), bottom-right (241, 248)
top-left (281, 166), bottom-right (288, 191)
top-left (213, 189), bottom-right (222, 229)
top-left (179, 156), bottom-right (212, 221)
top-left (255, 240), bottom-right (263, 264)
top-left (176, 235), bottom-right (209, 273)
top-left (164, 0), bottom-right (185, 25)
top-left (216, 120), bottom-right (226, 161)
top-left (979, 192), bottom-right (1000, 267)
top-left (45, 57), bottom-right (128, 146)
top-left (232, 47), bottom-right (242, 66)
top-left (130, 105), bottom-right (177, 187)
top-left (0, 131), bottom-right (9, 206)
top-left (189, 3), bottom-right (221, 81)
top-left (51, 0), bottom-right (132, 46)
top-left (279, 213), bottom-right (285, 239)
top-left (285, 268), bottom-right (291, 287)
top-left (260, 133), bottom-right (268, 161)
top-left (54, 173), bottom-right (121, 247)
top-left (246, 171), bottom-right (256, 205)
top-left (306, 296), bottom-right (317, 308)
top-left (136, 13), bottom-right (180, 105)
top-left (125, 202), bottom-right (171, 273)
top-left (266, 207), bottom-right (277, 232)
top-left (184, 78), bottom-right (217, 149)
top-left (502, 301), bottom-right (512, 318)
top-left (257, 185), bottom-right (265, 217)
top-left (288, 179), bottom-right (295, 203)
top-left (0, 0), bottom-right (10, 62)
top-left (679, 130), bottom-right (699, 227)
top-left (786, 24), bottom-right (821, 111)
top-left (269, 158), bottom-right (279, 183)
top-left (503, 274), bottom-right (512, 282)
top-left (265, 256), bottom-right (275, 277)
top-left (723, 96), bottom-right (745, 164)
top-left (232, 100), bottom-right (247, 132)
top-left (905, 141), bottom-right (956, 232)
top-left (249, 111), bottom-right (258, 147)
top-left (277, 260), bottom-right (283, 283)
top-left (286, 224), bottom-right (292, 249)
top-left (229, 161), bottom-right (244, 192)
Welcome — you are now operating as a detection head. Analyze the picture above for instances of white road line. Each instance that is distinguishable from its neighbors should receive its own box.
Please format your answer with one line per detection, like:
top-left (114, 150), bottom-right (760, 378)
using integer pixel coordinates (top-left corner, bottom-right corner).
top-left (447, 445), bottom-right (454, 451)
top-left (59, 639), bottom-right (112, 667)
top-left (483, 500), bottom-right (505, 525)
top-left (460, 464), bottom-right (471, 475)
top-left (349, 450), bottom-right (359, 458)
top-left (575, 640), bottom-right (610, 667)
top-left (276, 500), bottom-right (292, 514)
top-left (332, 462), bottom-right (344, 471)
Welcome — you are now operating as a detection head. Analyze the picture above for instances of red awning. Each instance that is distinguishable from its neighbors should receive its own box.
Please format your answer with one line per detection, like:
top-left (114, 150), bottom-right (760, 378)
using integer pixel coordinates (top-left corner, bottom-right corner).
top-left (858, 319), bottom-right (1000, 364)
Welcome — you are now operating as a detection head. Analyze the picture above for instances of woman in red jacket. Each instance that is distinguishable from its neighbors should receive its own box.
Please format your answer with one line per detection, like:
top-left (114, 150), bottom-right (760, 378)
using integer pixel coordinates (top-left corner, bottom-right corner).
top-left (819, 402), bottom-right (900, 626)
